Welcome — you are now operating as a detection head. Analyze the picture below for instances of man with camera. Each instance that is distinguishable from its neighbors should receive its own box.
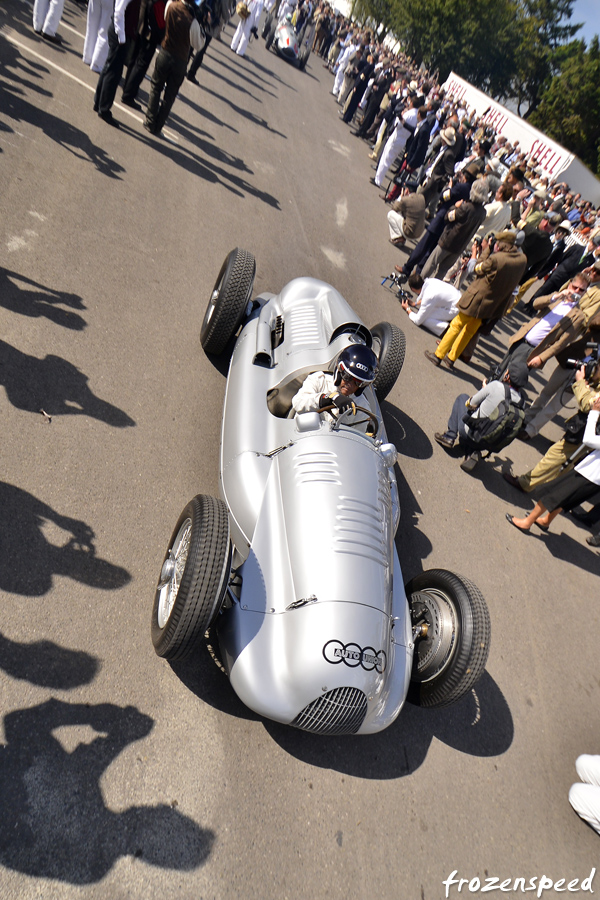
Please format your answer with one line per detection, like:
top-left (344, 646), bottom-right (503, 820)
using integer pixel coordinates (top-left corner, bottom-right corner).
top-left (424, 230), bottom-right (527, 370)
top-left (503, 359), bottom-right (600, 497)
top-left (497, 271), bottom-right (600, 437)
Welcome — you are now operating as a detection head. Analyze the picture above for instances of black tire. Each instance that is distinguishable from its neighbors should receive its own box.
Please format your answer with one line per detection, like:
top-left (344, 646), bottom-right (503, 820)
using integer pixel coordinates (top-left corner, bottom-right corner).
top-left (200, 247), bottom-right (256, 355)
top-left (298, 47), bottom-right (309, 70)
top-left (406, 568), bottom-right (490, 709)
top-left (151, 495), bottom-right (232, 660)
top-left (265, 23), bottom-right (276, 49)
top-left (261, 12), bottom-right (273, 37)
top-left (370, 321), bottom-right (406, 401)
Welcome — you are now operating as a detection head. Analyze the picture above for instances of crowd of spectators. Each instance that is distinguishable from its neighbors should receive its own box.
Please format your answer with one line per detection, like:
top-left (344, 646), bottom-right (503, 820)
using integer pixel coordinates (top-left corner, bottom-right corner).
top-left (309, 6), bottom-right (600, 554)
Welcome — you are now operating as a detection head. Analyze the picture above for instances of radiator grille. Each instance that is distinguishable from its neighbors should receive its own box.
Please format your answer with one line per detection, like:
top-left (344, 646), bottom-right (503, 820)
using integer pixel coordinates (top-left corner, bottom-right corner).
top-left (292, 687), bottom-right (368, 735)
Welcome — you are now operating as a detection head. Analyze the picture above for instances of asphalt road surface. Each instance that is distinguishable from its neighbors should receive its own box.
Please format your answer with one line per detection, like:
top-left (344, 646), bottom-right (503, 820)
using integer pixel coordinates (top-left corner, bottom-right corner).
top-left (1, 4), bottom-right (599, 898)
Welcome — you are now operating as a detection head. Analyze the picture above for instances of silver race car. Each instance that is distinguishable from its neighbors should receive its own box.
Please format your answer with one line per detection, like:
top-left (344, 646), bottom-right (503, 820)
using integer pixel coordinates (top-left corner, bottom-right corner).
top-left (151, 249), bottom-right (491, 735)
top-left (262, 13), bottom-right (310, 69)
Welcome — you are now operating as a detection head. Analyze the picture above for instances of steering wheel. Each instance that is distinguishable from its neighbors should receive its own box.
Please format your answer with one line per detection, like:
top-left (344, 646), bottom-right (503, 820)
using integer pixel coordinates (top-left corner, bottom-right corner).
top-left (320, 404), bottom-right (380, 438)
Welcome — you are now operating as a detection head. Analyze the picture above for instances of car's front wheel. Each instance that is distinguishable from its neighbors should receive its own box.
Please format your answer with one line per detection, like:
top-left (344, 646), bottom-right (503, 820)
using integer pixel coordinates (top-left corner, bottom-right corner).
top-left (200, 247), bottom-right (256, 355)
top-left (151, 495), bottom-right (232, 660)
top-left (265, 23), bottom-right (276, 49)
top-left (406, 568), bottom-right (490, 708)
top-left (298, 46), bottom-right (310, 70)
top-left (370, 321), bottom-right (406, 401)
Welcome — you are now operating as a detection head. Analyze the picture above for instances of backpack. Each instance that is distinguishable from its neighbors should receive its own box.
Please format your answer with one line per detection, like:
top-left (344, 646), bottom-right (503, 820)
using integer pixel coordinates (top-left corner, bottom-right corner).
top-left (461, 384), bottom-right (526, 455)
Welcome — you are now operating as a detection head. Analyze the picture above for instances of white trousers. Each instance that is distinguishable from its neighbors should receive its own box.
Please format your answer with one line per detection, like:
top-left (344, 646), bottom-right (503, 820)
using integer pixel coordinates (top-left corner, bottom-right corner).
top-left (332, 63), bottom-right (347, 96)
top-left (33, 0), bottom-right (65, 36)
top-left (231, 18), bottom-right (252, 55)
top-left (374, 124), bottom-right (407, 187)
top-left (569, 754), bottom-right (600, 834)
top-left (82, 0), bottom-right (113, 72)
top-left (387, 210), bottom-right (405, 240)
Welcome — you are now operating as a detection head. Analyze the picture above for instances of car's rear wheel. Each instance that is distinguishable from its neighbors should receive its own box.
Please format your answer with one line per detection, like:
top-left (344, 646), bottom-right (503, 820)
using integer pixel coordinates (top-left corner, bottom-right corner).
top-left (265, 22), bottom-right (276, 49)
top-left (406, 568), bottom-right (490, 708)
top-left (151, 495), bottom-right (232, 660)
top-left (200, 247), bottom-right (256, 355)
top-left (298, 46), bottom-right (310, 70)
top-left (261, 12), bottom-right (273, 37)
top-left (370, 321), bottom-right (406, 401)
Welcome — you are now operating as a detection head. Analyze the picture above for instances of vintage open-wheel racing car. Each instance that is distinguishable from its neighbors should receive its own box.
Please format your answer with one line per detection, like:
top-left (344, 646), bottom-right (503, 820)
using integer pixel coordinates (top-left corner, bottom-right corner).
top-left (262, 13), bottom-right (310, 70)
top-left (151, 249), bottom-right (491, 735)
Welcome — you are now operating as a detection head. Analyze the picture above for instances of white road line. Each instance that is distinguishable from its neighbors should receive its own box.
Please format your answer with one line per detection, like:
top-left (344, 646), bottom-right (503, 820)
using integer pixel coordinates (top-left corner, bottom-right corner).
top-left (335, 198), bottom-right (348, 227)
top-left (1, 30), bottom-right (179, 142)
top-left (59, 21), bottom-right (85, 40)
top-left (321, 247), bottom-right (346, 269)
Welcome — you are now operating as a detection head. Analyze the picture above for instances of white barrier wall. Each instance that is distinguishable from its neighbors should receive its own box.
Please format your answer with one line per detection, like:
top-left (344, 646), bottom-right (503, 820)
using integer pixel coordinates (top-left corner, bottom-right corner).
top-left (442, 71), bottom-right (600, 204)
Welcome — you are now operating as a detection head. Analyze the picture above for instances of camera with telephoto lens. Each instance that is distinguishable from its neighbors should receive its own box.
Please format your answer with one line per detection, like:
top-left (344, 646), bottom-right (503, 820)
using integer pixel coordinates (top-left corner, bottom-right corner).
top-left (564, 342), bottom-right (600, 381)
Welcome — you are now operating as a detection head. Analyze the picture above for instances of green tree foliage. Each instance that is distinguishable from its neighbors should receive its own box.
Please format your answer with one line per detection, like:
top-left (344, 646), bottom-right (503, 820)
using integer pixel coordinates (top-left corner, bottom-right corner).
top-left (529, 36), bottom-right (600, 175)
top-left (393, 0), bottom-right (520, 94)
top-left (351, 0), bottom-right (396, 39)
top-left (502, 0), bottom-right (581, 117)
top-left (388, 0), bottom-right (580, 119)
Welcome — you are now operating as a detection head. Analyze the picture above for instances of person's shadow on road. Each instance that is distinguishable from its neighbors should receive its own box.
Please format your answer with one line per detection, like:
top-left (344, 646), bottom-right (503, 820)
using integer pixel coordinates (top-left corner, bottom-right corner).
top-left (0, 268), bottom-right (87, 331)
top-left (0, 42), bottom-right (125, 180)
top-left (0, 482), bottom-right (131, 596)
top-left (0, 632), bottom-right (100, 688)
top-left (0, 340), bottom-right (135, 427)
top-left (0, 699), bottom-right (214, 883)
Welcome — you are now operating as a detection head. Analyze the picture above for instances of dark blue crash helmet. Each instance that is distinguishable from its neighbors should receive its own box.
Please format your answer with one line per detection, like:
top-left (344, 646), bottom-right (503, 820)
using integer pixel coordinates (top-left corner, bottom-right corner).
top-left (334, 344), bottom-right (378, 396)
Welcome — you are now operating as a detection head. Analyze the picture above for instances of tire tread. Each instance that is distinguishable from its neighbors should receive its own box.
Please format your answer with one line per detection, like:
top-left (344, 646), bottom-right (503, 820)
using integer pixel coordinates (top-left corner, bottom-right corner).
top-left (407, 568), bottom-right (490, 709)
top-left (200, 248), bottom-right (256, 355)
top-left (371, 322), bottom-right (406, 401)
top-left (151, 495), bottom-right (231, 660)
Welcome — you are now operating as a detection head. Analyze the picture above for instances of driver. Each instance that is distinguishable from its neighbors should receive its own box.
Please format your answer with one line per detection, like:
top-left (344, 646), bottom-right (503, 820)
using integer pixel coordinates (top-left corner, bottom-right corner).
top-left (291, 344), bottom-right (378, 424)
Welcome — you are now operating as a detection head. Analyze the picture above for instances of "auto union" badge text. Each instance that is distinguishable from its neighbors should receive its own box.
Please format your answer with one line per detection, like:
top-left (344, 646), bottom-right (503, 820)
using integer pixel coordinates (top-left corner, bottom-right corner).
top-left (322, 640), bottom-right (386, 673)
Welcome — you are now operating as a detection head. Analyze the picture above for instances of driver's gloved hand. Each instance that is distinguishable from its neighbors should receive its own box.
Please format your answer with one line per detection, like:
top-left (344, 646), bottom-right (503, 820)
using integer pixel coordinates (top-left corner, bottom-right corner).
top-left (331, 393), bottom-right (353, 411)
top-left (318, 393), bottom-right (333, 409)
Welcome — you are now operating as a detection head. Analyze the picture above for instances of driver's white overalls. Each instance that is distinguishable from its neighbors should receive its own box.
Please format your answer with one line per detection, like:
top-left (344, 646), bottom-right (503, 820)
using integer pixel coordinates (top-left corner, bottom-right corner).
top-left (291, 372), bottom-right (372, 433)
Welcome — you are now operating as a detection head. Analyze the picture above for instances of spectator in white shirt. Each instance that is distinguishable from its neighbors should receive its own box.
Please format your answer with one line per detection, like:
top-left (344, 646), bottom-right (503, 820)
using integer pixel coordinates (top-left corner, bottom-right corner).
top-left (400, 274), bottom-right (461, 336)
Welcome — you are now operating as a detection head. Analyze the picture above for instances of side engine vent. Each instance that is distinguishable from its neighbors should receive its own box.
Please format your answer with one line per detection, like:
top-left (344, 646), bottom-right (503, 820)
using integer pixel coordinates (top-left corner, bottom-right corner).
top-left (292, 687), bottom-right (367, 735)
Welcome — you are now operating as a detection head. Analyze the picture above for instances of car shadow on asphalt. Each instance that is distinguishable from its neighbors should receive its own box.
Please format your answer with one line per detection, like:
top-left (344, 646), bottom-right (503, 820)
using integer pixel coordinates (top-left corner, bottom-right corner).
top-left (171, 640), bottom-right (262, 723)
top-left (0, 481), bottom-right (132, 596)
top-left (380, 401), bottom-right (434, 575)
top-left (265, 670), bottom-right (513, 778)
top-left (382, 400), bottom-right (433, 461)
top-left (0, 268), bottom-right (87, 330)
top-left (0, 699), bottom-right (214, 883)
top-left (170, 647), bottom-right (513, 778)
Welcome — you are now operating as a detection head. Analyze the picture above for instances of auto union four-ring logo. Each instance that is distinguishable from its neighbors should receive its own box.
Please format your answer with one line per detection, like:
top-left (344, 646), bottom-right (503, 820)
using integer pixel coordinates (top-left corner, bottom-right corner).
top-left (323, 640), bottom-right (387, 673)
